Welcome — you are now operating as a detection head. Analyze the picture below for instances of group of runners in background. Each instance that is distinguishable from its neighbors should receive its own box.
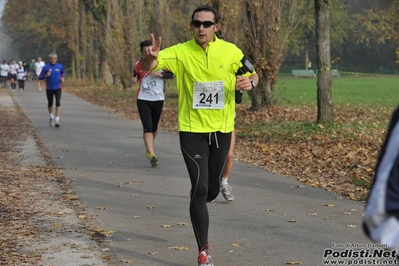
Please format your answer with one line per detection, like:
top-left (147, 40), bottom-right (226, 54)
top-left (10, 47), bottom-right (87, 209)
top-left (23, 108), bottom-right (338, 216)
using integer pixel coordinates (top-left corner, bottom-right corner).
top-left (0, 56), bottom-right (45, 95)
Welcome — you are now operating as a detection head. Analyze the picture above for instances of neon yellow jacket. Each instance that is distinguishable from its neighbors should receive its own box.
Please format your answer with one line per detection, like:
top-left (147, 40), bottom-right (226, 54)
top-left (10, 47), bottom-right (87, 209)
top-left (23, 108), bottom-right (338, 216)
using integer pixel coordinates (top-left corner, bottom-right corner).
top-left (154, 36), bottom-right (254, 133)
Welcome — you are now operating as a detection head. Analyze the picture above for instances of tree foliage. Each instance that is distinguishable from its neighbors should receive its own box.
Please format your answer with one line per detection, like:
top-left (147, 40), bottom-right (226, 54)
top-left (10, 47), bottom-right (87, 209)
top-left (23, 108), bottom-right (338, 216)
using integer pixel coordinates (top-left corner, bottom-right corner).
top-left (1, 0), bottom-right (398, 91)
top-left (2, 0), bottom-right (72, 61)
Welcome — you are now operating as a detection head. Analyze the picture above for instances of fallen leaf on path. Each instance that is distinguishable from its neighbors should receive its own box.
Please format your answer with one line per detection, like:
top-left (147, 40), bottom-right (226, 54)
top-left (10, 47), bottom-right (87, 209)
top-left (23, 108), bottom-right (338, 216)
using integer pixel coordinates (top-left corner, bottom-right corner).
top-left (104, 230), bottom-right (116, 236)
top-left (175, 246), bottom-right (189, 250)
top-left (120, 258), bottom-right (135, 263)
top-left (168, 246), bottom-right (189, 250)
top-left (66, 194), bottom-right (79, 200)
top-left (53, 222), bottom-right (62, 228)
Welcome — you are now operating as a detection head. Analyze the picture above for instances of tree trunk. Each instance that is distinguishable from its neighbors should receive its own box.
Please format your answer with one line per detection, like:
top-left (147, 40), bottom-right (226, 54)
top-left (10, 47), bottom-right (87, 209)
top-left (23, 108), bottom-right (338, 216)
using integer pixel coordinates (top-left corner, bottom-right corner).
top-left (99, 48), bottom-right (110, 84)
top-left (315, 0), bottom-right (333, 123)
top-left (120, 0), bottom-right (135, 89)
top-left (81, 0), bottom-right (111, 84)
top-left (263, 78), bottom-right (274, 108)
top-left (249, 87), bottom-right (261, 110)
top-left (138, 0), bottom-right (143, 41)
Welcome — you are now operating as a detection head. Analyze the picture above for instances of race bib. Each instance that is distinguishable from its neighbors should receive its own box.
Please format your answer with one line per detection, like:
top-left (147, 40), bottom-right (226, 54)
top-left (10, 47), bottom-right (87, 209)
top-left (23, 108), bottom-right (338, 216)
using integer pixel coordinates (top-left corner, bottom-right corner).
top-left (143, 76), bottom-right (160, 90)
top-left (192, 80), bottom-right (224, 109)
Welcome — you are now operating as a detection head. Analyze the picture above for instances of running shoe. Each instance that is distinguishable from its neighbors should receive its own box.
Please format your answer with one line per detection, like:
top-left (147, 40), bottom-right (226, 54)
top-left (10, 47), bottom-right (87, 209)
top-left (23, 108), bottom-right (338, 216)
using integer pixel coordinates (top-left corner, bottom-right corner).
top-left (220, 184), bottom-right (234, 202)
top-left (55, 122), bottom-right (60, 128)
top-left (150, 154), bottom-right (158, 167)
top-left (198, 245), bottom-right (214, 266)
top-left (146, 151), bottom-right (158, 167)
top-left (49, 117), bottom-right (55, 127)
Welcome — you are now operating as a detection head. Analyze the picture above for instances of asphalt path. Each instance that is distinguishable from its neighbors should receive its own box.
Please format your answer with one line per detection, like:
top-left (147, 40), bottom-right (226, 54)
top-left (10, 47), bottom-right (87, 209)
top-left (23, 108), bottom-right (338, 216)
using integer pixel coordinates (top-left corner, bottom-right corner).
top-left (11, 81), bottom-right (372, 266)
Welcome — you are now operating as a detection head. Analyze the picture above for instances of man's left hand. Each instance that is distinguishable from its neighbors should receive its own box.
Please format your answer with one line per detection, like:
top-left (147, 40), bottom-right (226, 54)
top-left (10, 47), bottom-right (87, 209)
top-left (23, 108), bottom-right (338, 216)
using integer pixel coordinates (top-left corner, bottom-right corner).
top-left (236, 76), bottom-right (253, 91)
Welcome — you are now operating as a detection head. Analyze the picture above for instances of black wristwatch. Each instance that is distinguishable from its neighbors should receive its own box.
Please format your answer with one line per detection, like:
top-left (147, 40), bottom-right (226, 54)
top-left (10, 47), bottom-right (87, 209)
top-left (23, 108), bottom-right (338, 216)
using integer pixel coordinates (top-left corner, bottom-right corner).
top-left (250, 79), bottom-right (256, 89)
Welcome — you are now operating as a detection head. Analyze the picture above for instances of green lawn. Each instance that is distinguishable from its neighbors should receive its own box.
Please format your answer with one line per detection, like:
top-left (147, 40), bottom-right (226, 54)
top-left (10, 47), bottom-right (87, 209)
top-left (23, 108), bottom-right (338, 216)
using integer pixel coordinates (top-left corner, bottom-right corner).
top-left (161, 76), bottom-right (399, 108)
top-left (274, 76), bottom-right (399, 107)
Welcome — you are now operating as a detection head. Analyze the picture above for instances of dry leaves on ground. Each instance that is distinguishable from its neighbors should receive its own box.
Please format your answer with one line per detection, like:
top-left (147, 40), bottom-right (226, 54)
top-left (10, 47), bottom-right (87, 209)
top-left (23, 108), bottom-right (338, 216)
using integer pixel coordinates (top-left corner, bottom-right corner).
top-left (0, 91), bottom-right (112, 266)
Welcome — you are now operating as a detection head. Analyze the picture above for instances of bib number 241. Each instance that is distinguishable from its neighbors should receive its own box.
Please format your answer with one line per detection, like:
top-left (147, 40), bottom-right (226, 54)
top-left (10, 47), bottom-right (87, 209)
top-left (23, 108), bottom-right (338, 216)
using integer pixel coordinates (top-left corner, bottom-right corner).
top-left (192, 81), bottom-right (224, 109)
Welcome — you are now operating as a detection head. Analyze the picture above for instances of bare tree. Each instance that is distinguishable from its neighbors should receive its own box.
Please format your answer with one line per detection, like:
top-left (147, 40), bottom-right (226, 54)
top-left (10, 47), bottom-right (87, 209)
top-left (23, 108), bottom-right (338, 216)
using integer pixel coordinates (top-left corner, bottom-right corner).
top-left (111, 0), bottom-right (136, 88)
top-left (82, 0), bottom-right (111, 84)
top-left (243, 0), bottom-right (303, 110)
top-left (315, 0), bottom-right (334, 123)
top-left (67, 0), bottom-right (88, 80)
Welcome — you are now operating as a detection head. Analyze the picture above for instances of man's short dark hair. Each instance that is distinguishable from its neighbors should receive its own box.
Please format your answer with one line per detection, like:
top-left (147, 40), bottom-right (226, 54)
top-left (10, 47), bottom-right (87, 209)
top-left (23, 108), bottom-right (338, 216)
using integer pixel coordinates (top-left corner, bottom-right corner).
top-left (191, 5), bottom-right (220, 24)
top-left (140, 40), bottom-right (152, 51)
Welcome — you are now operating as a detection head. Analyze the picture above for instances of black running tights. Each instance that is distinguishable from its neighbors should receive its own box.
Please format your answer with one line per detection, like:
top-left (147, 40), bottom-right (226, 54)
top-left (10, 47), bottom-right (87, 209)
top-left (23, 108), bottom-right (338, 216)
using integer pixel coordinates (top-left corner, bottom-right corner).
top-left (179, 131), bottom-right (231, 250)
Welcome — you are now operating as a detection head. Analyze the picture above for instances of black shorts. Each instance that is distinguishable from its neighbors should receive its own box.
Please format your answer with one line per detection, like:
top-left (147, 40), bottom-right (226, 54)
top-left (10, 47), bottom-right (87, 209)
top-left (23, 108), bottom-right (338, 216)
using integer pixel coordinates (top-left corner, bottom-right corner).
top-left (46, 89), bottom-right (62, 107)
top-left (137, 99), bottom-right (164, 133)
top-left (17, 79), bottom-right (25, 89)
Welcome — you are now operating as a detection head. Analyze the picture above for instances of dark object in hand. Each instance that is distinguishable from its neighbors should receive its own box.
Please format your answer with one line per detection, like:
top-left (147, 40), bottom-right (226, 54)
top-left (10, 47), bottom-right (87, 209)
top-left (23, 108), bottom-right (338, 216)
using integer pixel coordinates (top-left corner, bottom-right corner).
top-left (235, 90), bottom-right (243, 104)
top-left (235, 56), bottom-right (254, 104)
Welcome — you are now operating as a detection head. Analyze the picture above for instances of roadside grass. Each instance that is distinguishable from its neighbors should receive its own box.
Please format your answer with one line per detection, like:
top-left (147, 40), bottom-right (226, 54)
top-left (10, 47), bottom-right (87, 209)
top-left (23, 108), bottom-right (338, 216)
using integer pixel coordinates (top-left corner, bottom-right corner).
top-left (100, 76), bottom-right (399, 107)
top-left (273, 76), bottom-right (399, 106)
top-left (237, 76), bottom-right (398, 138)
top-left (239, 77), bottom-right (396, 130)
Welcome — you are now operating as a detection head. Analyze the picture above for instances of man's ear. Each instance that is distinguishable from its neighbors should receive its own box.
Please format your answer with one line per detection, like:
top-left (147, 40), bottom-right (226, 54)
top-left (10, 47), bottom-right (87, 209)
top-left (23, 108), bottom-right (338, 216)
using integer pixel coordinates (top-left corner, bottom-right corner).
top-left (214, 23), bottom-right (221, 33)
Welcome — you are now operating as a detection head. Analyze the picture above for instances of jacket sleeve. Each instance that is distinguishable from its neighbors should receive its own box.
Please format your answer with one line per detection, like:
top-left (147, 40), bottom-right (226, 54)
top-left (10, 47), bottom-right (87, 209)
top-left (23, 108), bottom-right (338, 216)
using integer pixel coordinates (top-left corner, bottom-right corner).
top-left (161, 70), bottom-right (173, 80)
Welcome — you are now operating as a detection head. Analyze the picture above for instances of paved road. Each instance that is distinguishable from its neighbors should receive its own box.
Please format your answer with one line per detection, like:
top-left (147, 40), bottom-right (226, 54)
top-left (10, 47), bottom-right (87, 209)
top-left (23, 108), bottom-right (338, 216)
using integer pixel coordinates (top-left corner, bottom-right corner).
top-left (11, 81), bottom-right (372, 266)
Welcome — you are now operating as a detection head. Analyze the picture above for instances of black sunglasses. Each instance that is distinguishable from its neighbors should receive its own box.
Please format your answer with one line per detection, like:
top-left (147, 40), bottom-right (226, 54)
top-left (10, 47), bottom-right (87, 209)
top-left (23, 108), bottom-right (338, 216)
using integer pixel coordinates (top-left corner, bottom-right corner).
top-left (191, 20), bottom-right (215, 28)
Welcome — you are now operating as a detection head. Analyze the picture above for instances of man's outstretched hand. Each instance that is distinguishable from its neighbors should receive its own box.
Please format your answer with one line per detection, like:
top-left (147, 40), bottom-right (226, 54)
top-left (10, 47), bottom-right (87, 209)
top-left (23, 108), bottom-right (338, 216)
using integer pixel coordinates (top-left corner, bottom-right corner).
top-left (144, 34), bottom-right (162, 59)
top-left (141, 34), bottom-right (162, 71)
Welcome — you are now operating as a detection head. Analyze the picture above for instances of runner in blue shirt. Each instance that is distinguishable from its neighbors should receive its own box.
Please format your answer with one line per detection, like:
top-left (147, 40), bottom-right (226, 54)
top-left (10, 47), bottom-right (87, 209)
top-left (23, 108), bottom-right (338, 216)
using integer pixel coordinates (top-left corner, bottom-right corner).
top-left (39, 53), bottom-right (65, 128)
